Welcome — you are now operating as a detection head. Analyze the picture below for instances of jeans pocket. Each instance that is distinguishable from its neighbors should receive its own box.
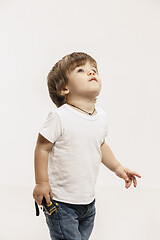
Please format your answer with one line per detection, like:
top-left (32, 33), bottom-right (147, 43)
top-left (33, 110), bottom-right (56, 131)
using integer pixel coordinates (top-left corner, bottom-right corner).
top-left (88, 201), bottom-right (96, 217)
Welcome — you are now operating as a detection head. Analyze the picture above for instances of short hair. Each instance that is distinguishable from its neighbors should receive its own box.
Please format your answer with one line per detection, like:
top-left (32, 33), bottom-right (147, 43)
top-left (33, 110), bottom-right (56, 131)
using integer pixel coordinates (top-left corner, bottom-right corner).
top-left (47, 52), bottom-right (99, 107)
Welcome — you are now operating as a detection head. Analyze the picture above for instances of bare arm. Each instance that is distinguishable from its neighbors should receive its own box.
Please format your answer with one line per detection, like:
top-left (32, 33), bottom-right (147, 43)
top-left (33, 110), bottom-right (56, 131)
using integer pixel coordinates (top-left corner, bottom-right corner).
top-left (100, 141), bottom-right (141, 188)
top-left (34, 134), bottom-right (52, 183)
top-left (100, 141), bottom-right (121, 172)
top-left (33, 133), bottom-right (54, 205)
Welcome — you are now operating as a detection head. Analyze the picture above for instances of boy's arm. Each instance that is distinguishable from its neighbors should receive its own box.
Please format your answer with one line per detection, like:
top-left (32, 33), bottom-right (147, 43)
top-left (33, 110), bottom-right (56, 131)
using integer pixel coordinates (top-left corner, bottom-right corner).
top-left (33, 134), bottom-right (54, 204)
top-left (100, 141), bottom-right (141, 188)
top-left (100, 141), bottom-right (121, 172)
top-left (34, 148), bottom-right (49, 183)
top-left (34, 133), bottom-right (53, 183)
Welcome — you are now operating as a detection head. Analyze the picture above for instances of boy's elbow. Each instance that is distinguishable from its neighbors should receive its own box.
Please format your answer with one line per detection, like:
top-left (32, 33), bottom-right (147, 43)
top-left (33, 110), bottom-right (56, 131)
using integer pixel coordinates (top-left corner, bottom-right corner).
top-left (35, 133), bottom-right (53, 153)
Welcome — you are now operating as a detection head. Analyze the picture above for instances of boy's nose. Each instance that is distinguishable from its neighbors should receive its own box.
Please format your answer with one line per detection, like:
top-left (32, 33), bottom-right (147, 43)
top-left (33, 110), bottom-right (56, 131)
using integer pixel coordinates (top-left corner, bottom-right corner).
top-left (88, 70), bottom-right (95, 76)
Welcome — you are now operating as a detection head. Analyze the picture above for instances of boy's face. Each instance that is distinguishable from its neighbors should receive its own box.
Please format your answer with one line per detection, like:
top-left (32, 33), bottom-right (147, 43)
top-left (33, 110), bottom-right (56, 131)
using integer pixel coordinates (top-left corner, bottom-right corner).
top-left (61, 61), bottom-right (102, 101)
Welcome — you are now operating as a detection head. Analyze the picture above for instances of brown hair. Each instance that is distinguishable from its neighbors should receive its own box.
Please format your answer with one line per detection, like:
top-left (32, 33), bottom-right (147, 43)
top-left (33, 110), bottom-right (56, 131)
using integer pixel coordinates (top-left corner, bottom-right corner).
top-left (47, 52), bottom-right (99, 108)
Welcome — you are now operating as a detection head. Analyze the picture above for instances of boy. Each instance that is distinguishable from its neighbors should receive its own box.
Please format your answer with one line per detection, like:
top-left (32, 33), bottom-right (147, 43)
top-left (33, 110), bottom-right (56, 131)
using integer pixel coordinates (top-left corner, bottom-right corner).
top-left (33, 52), bottom-right (141, 240)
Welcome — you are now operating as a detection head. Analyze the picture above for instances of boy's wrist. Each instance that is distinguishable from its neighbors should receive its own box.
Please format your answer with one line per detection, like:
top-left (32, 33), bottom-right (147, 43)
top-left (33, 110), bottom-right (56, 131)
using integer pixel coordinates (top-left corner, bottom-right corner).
top-left (36, 181), bottom-right (49, 185)
top-left (114, 164), bottom-right (123, 174)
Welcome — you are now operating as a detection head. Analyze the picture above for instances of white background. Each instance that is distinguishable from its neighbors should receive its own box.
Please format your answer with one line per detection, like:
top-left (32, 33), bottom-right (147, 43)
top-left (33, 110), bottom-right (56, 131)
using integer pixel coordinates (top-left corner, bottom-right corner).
top-left (0, 0), bottom-right (160, 239)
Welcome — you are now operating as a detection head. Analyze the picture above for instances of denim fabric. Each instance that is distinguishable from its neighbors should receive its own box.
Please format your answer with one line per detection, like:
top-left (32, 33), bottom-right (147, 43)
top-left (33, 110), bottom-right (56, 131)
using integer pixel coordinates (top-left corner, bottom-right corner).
top-left (44, 198), bottom-right (96, 240)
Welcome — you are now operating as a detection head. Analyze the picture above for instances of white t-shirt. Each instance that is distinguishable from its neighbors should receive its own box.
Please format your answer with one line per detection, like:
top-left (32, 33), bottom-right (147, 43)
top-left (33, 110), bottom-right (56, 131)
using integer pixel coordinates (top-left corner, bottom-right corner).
top-left (39, 103), bottom-right (108, 204)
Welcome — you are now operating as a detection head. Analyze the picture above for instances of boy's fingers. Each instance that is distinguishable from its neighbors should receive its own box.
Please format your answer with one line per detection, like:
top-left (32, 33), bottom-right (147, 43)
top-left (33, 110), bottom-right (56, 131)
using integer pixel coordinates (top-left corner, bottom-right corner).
top-left (33, 192), bottom-right (40, 203)
top-left (126, 176), bottom-right (137, 188)
top-left (37, 195), bottom-right (43, 205)
top-left (131, 175), bottom-right (137, 187)
top-left (33, 192), bottom-right (36, 200)
top-left (50, 191), bottom-right (53, 199)
top-left (120, 170), bottom-right (129, 181)
top-left (133, 172), bottom-right (141, 178)
top-left (130, 171), bottom-right (141, 178)
top-left (134, 178), bottom-right (137, 187)
top-left (45, 194), bottom-right (51, 205)
top-left (125, 179), bottom-right (132, 188)
top-left (125, 168), bottom-right (141, 178)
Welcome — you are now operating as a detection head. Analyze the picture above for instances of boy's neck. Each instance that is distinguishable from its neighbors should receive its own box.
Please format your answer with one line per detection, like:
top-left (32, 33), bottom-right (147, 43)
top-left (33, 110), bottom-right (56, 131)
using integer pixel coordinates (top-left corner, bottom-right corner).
top-left (66, 100), bottom-right (97, 115)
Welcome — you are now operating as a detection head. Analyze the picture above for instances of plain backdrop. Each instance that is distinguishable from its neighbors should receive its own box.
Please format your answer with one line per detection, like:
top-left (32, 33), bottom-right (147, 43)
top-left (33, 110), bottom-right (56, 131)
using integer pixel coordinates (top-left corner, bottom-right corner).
top-left (0, 0), bottom-right (160, 239)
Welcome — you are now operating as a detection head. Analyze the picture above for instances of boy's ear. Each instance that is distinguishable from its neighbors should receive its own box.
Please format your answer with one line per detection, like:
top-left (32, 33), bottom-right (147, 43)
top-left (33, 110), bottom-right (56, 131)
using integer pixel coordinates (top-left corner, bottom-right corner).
top-left (60, 87), bottom-right (69, 96)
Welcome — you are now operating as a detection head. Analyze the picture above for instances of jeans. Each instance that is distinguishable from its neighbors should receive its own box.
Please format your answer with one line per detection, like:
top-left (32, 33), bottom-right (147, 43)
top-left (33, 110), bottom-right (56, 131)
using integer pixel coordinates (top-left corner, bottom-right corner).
top-left (44, 198), bottom-right (96, 240)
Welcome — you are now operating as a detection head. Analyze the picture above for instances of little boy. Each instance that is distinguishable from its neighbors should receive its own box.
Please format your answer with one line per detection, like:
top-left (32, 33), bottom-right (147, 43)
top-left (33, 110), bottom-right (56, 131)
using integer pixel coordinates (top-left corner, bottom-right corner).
top-left (33, 52), bottom-right (141, 240)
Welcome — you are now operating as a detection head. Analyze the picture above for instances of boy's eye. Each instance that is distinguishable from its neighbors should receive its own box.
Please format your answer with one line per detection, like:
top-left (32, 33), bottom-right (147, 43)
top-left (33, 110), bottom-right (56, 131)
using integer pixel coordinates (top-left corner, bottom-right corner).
top-left (77, 69), bottom-right (84, 73)
top-left (77, 69), bottom-right (97, 73)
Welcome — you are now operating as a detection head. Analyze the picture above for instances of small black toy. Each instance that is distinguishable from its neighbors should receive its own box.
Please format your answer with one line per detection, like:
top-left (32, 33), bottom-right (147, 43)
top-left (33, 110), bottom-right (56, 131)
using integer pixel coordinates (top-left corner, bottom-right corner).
top-left (35, 197), bottom-right (59, 216)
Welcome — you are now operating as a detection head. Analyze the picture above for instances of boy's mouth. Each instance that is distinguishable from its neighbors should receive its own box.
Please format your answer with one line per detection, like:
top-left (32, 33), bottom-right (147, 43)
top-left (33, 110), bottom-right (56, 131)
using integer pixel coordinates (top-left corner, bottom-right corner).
top-left (89, 77), bottom-right (97, 82)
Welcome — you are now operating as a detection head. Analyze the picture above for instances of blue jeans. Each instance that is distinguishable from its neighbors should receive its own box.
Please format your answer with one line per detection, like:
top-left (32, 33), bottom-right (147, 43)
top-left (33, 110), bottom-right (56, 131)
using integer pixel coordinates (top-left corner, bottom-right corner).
top-left (44, 198), bottom-right (96, 240)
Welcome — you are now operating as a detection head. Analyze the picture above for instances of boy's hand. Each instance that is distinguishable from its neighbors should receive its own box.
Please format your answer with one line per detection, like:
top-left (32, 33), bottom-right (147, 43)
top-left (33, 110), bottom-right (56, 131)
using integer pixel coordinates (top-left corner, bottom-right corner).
top-left (33, 182), bottom-right (53, 205)
top-left (114, 165), bottom-right (141, 189)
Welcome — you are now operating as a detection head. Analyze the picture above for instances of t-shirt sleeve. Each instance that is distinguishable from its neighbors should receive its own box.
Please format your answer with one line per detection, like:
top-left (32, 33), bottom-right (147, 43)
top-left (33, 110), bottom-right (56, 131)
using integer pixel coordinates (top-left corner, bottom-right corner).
top-left (39, 111), bottom-right (62, 143)
top-left (99, 107), bottom-right (109, 141)
top-left (104, 112), bottom-right (109, 139)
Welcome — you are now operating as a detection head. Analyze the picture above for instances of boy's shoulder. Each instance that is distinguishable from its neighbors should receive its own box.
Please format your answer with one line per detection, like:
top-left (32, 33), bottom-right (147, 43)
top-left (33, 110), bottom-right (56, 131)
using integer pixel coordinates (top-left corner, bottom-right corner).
top-left (47, 104), bottom-right (68, 119)
top-left (95, 104), bottom-right (107, 116)
top-left (49, 104), bottom-right (65, 113)
top-left (96, 104), bottom-right (108, 126)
